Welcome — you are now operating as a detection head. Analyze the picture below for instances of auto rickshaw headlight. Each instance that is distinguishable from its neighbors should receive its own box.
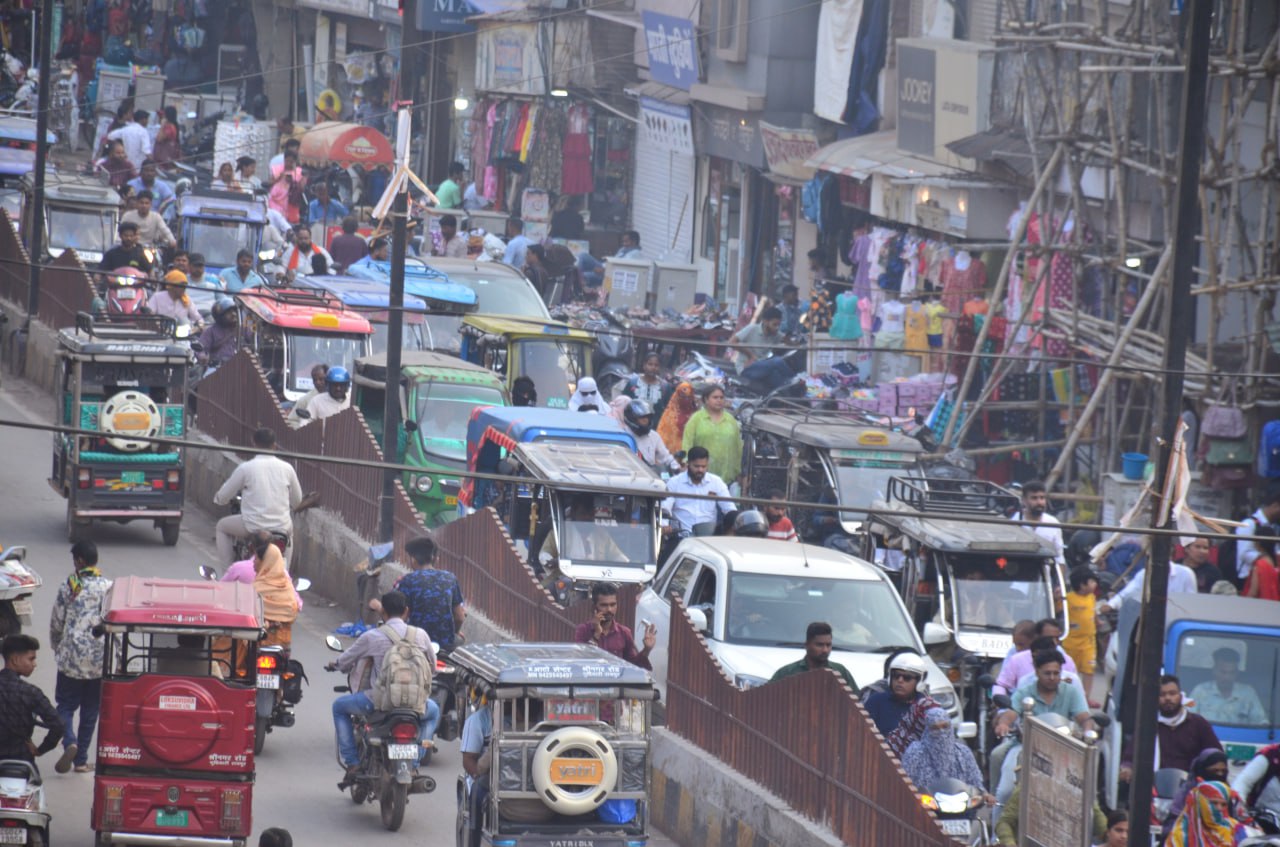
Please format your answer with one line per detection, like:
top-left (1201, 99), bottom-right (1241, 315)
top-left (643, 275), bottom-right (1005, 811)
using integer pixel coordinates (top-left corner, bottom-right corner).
top-left (258, 249), bottom-right (276, 261)
top-left (414, 475), bottom-right (433, 493)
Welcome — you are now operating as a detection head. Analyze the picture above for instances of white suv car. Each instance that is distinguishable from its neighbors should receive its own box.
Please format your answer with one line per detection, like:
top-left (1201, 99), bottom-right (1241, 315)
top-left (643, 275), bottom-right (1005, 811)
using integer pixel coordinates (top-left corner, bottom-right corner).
top-left (636, 537), bottom-right (959, 713)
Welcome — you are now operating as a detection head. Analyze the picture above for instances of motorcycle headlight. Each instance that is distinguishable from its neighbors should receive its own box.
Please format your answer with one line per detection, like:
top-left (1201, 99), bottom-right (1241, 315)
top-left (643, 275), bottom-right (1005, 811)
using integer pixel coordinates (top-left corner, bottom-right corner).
top-left (259, 249), bottom-right (277, 261)
top-left (414, 475), bottom-right (433, 493)
top-left (734, 674), bottom-right (768, 690)
top-left (936, 793), bottom-right (968, 814)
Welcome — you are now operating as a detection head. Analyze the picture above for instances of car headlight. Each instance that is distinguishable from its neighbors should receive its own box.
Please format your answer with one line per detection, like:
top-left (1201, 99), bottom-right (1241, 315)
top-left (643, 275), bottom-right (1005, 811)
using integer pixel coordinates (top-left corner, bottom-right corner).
top-left (734, 674), bottom-right (768, 690)
top-left (414, 475), bottom-right (433, 493)
top-left (932, 689), bottom-right (957, 710)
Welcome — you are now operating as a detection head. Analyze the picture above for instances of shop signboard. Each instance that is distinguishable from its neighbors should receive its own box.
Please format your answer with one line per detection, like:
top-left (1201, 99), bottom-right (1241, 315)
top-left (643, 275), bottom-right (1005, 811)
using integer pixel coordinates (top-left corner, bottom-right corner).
top-left (476, 22), bottom-right (542, 95)
top-left (641, 12), bottom-right (699, 91)
top-left (1018, 714), bottom-right (1097, 847)
top-left (897, 42), bottom-right (935, 158)
top-left (896, 37), bottom-right (996, 167)
top-left (759, 122), bottom-right (818, 181)
top-left (639, 97), bottom-right (694, 156)
top-left (693, 104), bottom-right (764, 169)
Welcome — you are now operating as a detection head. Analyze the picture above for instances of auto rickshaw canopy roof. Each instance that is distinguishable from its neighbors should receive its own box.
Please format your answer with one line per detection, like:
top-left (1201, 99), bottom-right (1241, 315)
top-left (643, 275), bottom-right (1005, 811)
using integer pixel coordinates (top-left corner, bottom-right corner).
top-left (451, 642), bottom-right (656, 688)
top-left (0, 115), bottom-right (57, 144)
top-left (747, 411), bottom-right (925, 452)
top-left (297, 121), bottom-right (394, 168)
top-left (103, 576), bottom-right (263, 632)
top-left (178, 189), bottom-right (268, 223)
top-left (21, 170), bottom-right (120, 207)
top-left (236, 286), bottom-right (374, 334)
top-left (466, 406), bottom-right (636, 459)
top-left (462, 313), bottom-right (590, 341)
top-left (514, 440), bottom-right (667, 493)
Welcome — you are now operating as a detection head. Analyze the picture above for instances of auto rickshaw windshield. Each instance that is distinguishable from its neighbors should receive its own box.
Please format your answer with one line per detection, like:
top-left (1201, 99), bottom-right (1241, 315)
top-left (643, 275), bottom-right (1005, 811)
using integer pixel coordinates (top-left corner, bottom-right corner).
top-left (288, 334), bottom-right (368, 393)
top-left (557, 494), bottom-right (656, 567)
top-left (187, 219), bottom-right (256, 268)
top-left (948, 553), bottom-right (1054, 631)
top-left (830, 456), bottom-right (919, 512)
top-left (48, 207), bottom-right (115, 252)
top-left (519, 339), bottom-right (586, 409)
top-left (415, 382), bottom-right (506, 462)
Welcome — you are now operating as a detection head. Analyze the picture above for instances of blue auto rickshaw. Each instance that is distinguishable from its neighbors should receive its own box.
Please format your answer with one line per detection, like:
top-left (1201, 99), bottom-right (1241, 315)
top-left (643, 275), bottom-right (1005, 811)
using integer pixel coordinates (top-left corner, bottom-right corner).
top-left (295, 274), bottom-right (433, 354)
top-left (177, 190), bottom-right (269, 276)
top-left (345, 259), bottom-right (478, 354)
top-left (459, 407), bottom-right (665, 597)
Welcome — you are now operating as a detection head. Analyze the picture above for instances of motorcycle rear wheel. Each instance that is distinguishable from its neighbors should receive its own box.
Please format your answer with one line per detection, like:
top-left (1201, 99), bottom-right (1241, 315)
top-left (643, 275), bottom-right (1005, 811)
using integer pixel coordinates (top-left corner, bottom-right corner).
top-left (381, 781), bottom-right (407, 831)
top-left (254, 714), bottom-right (269, 755)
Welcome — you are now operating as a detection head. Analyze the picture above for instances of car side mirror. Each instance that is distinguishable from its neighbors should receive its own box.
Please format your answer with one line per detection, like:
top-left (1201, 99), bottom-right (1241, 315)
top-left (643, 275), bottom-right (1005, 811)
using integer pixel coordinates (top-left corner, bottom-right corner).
top-left (922, 621), bottom-right (950, 645)
top-left (198, 565), bottom-right (218, 581)
top-left (404, 420), bottom-right (418, 432)
top-left (955, 721), bottom-right (978, 740)
top-left (325, 635), bottom-right (343, 652)
top-left (687, 607), bottom-right (709, 633)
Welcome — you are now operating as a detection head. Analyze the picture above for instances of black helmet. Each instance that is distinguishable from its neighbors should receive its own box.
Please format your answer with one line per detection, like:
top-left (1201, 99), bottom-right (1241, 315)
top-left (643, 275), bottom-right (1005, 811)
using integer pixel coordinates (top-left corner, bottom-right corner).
top-left (623, 399), bottom-right (653, 436)
top-left (733, 510), bottom-right (768, 538)
top-left (211, 296), bottom-right (236, 319)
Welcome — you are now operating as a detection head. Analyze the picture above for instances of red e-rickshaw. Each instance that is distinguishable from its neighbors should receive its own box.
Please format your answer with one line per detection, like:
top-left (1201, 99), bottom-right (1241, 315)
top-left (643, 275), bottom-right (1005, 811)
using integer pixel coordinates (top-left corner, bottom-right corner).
top-left (92, 577), bottom-right (262, 847)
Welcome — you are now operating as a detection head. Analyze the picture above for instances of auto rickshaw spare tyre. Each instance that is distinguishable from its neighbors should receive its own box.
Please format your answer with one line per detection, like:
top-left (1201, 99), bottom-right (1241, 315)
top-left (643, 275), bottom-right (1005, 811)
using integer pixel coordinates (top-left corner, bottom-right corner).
top-left (134, 680), bottom-right (225, 764)
top-left (530, 726), bottom-right (617, 815)
top-left (100, 390), bottom-right (163, 452)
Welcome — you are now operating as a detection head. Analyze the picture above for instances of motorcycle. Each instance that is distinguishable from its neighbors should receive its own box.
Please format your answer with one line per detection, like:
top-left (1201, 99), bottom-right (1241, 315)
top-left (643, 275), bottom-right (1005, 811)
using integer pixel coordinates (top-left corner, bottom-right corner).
top-left (0, 546), bottom-right (41, 637)
top-left (0, 758), bottom-right (49, 847)
top-left (421, 650), bottom-right (460, 766)
top-left (197, 565), bottom-right (311, 755)
top-left (102, 267), bottom-right (151, 316)
top-left (224, 490), bottom-right (320, 563)
top-left (919, 776), bottom-right (990, 846)
top-left (678, 348), bottom-right (808, 423)
top-left (585, 310), bottom-right (634, 401)
top-left (324, 635), bottom-right (436, 831)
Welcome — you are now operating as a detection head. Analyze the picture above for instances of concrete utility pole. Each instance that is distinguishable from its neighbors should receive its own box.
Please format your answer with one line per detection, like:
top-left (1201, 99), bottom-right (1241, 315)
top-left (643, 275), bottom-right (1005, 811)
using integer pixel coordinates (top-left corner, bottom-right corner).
top-left (378, 1), bottom-right (417, 543)
top-left (26, 0), bottom-right (55, 324)
top-left (1125, 0), bottom-right (1212, 840)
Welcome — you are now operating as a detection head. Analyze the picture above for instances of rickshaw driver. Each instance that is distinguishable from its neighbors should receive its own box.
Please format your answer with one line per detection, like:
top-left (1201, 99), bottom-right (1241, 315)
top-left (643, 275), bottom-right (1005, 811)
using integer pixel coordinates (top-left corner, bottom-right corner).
top-left (213, 427), bottom-right (308, 566)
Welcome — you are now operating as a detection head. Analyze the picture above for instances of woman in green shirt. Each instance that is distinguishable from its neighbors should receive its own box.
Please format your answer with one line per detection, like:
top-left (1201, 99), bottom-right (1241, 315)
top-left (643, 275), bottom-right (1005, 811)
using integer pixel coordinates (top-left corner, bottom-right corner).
top-left (681, 384), bottom-right (743, 485)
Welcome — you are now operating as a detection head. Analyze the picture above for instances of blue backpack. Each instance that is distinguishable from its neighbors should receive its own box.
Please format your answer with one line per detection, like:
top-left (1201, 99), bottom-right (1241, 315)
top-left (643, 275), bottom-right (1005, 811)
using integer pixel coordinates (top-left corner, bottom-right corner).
top-left (1261, 419), bottom-right (1280, 478)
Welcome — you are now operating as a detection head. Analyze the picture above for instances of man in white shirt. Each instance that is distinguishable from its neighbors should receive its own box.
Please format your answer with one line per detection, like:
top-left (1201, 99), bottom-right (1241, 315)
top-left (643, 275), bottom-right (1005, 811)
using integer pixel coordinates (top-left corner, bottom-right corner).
top-left (1009, 480), bottom-right (1066, 566)
top-left (302, 366), bottom-right (351, 424)
top-left (107, 110), bottom-right (154, 171)
top-left (121, 190), bottom-right (176, 248)
top-left (1235, 486), bottom-right (1280, 582)
top-left (662, 446), bottom-right (736, 535)
top-left (213, 427), bottom-right (306, 565)
top-left (1102, 561), bottom-right (1199, 610)
top-left (501, 217), bottom-right (531, 268)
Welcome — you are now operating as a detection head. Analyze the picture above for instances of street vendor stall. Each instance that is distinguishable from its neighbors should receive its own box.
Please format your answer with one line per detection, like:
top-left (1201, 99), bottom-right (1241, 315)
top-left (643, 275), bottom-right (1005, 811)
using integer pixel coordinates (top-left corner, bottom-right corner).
top-left (297, 121), bottom-right (395, 168)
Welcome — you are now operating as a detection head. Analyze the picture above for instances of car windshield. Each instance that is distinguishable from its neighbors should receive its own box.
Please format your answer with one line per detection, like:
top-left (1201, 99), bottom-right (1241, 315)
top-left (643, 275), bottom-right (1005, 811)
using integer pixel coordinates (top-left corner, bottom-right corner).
top-left (48, 207), bottom-right (115, 252)
top-left (440, 267), bottom-right (550, 318)
top-left (370, 322), bottom-right (426, 355)
top-left (518, 339), bottom-right (587, 408)
top-left (422, 314), bottom-right (462, 354)
top-left (287, 333), bottom-right (367, 392)
top-left (187, 219), bottom-right (258, 268)
top-left (557, 493), bottom-right (656, 568)
top-left (1179, 630), bottom-right (1280, 729)
top-left (831, 455), bottom-right (919, 513)
top-left (948, 553), bottom-right (1053, 631)
top-left (414, 381), bottom-right (505, 462)
top-left (725, 573), bottom-right (919, 651)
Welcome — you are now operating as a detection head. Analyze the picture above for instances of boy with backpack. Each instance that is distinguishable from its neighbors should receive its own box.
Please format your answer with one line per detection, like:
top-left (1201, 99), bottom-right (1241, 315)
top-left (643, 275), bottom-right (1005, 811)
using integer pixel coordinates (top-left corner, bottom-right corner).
top-left (327, 591), bottom-right (438, 779)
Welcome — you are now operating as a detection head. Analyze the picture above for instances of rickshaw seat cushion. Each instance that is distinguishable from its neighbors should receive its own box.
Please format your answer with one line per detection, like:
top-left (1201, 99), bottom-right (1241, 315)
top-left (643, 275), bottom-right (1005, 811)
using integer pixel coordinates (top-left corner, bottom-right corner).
top-left (80, 451), bottom-right (181, 463)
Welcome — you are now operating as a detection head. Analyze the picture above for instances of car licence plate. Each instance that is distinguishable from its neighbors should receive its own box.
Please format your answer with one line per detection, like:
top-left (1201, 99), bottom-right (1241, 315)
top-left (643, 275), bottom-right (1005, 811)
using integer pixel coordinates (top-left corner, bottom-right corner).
top-left (121, 471), bottom-right (146, 484)
top-left (388, 744), bottom-right (418, 759)
top-left (444, 495), bottom-right (457, 506)
top-left (0, 827), bottom-right (26, 844)
top-left (155, 810), bottom-right (189, 828)
top-left (940, 819), bottom-right (971, 837)
top-left (11, 597), bottom-right (32, 617)
top-left (257, 674), bottom-right (280, 689)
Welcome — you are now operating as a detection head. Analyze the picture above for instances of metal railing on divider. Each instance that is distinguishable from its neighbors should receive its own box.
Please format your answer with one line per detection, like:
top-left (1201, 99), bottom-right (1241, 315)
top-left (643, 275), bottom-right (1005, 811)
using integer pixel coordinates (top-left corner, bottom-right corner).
top-left (664, 598), bottom-right (952, 847)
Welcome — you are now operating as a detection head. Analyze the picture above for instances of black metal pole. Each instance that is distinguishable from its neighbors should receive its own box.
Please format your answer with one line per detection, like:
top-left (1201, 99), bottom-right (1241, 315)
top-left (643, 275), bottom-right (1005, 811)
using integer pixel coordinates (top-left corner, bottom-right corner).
top-left (25, 0), bottom-right (55, 324)
top-left (378, 1), bottom-right (416, 543)
top-left (1125, 0), bottom-right (1211, 840)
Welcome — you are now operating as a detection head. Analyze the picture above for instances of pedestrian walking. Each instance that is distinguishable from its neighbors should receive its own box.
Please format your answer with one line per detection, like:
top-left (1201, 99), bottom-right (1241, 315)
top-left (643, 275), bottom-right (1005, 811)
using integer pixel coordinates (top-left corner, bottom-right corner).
top-left (49, 540), bottom-right (112, 773)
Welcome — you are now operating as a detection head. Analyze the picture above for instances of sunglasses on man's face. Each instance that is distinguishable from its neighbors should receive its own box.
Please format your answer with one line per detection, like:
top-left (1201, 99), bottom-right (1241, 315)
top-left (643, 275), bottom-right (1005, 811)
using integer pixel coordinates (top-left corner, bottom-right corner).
top-left (890, 672), bottom-right (921, 682)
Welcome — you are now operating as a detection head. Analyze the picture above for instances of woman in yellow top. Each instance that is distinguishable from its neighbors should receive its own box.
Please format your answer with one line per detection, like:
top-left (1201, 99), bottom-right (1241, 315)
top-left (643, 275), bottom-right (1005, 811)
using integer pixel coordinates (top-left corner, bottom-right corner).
top-left (1061, 566), bottom-right (1098, 699)
top-left (681, 384), bottom-right (742, 485)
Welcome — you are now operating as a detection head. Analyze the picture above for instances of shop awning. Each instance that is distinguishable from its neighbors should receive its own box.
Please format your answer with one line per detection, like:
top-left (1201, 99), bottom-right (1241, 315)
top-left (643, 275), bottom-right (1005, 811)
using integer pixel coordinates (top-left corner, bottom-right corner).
top-left (946, 127), bottom-right (1035, 179)
top-left (805, 130), bottom-right (959, 181)
top-left (624, 80), bottom-right (691, 106)
top-left (298, 122), bottom-right (394, 168)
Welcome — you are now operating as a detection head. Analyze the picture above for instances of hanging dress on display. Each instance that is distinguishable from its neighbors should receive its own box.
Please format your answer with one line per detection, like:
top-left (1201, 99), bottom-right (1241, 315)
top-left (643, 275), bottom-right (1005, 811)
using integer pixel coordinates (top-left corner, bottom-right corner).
top-left (561, 104), bottom-right (594, 195)
top-left (831, 291), bottom-right (863, 340)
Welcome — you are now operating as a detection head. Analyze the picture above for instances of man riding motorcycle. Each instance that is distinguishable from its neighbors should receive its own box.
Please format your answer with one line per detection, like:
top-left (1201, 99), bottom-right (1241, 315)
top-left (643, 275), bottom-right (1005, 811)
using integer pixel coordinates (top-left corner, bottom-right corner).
top-left (326, 591), bottom-right (441, 780)
top-left (212, 427), bottom-right (311, 566)
top-left (299, 366), bottom-right (351, 424)
top-left (623, 400), bottom-right (680, 472)
top-left (197, 297), bottom-right (244, 370)
top-left (98, 221), bottom-right (154, 274)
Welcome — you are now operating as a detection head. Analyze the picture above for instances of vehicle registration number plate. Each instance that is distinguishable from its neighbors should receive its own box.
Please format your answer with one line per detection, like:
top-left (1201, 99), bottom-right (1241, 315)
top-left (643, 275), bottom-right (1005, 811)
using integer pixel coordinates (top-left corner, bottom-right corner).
top-left (388, 744), bottom-right (418, 760)
top-left (11, 598), bottom-right (32, 616)
top-left (0, 827), bottom-right (26, 844)
top-left (121, 471), bottom-right (146, 484)
top-left (444, 495), bottom-right (457, 506)
top-left (118, 289), bottom-right (137, 300)
top-left (1225, 742), bottom-right (1256, 762)
top-left (155, 810), bottom-right (189, 828)
top-left (940, 819), bottom-right (971, 837)
top-left (257, 674), bottom-right (279, 689)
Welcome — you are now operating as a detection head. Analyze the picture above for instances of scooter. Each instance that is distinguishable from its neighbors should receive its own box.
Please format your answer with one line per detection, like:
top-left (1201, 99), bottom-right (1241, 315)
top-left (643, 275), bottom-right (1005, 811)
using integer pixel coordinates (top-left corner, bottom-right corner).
top-left (0, 546), bottom-right (41, 637)
top-left (102, 268), bottom-right (151, 316)
top-left (0, 759), bottom-right (49, 847)
top-left (324, 635), bottom-right (436, 832)
top-left (197, 565), bottom-right (311, 754)
top-left (919, 776), bottom-right (990, 846)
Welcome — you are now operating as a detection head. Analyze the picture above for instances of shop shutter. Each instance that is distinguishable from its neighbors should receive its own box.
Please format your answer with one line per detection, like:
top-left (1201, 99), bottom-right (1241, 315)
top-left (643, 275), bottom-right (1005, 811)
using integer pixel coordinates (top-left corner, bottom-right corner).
top-left (631, 137), bottom-right (696, 264)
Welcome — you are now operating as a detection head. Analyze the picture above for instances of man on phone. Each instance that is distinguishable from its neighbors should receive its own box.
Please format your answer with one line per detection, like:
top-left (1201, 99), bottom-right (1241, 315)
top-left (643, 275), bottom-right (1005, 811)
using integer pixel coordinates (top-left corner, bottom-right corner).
top-left (572, 582), bottom-right (655, 670)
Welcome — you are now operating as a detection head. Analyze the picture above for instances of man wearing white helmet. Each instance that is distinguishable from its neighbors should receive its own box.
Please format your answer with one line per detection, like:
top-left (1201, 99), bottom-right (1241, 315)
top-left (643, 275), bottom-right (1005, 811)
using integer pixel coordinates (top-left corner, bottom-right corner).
top-left (861, 651), bottom-right (941, 757)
